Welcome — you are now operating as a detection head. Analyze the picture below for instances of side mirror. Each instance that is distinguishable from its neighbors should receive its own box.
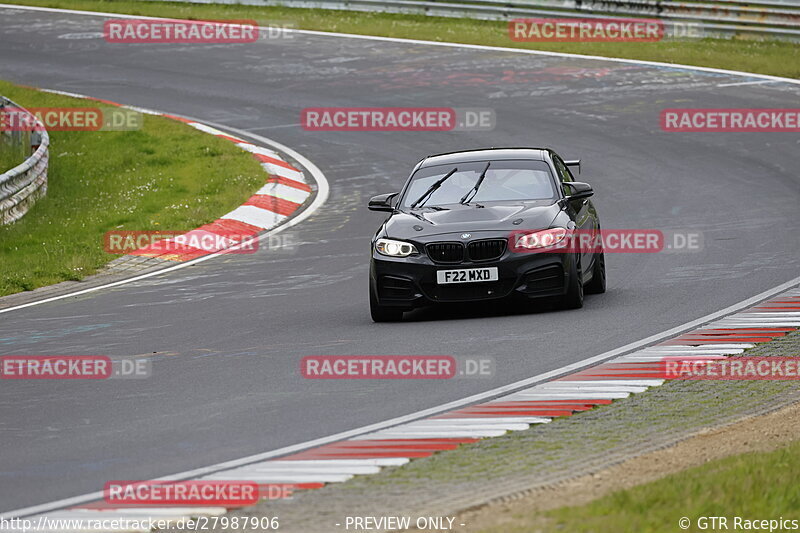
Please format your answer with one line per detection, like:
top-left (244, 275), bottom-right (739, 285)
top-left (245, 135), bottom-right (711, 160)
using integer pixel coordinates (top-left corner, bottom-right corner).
top-left (563, 181), bottom-right (593, 201)
top-left (564, 159), bottom-right (581, 174)
top-left (368, 192), bottom-right (398, 212)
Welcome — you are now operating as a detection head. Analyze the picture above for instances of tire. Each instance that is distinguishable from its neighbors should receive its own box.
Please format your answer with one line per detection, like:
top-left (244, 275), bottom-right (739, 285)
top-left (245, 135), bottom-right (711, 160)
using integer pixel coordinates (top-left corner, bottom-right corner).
top-left (370, 288), bottom-right (404, 322)
top-left (585, 251), bottom-right (606, 294)
top-left (558, 254), bottom-right (584, 309)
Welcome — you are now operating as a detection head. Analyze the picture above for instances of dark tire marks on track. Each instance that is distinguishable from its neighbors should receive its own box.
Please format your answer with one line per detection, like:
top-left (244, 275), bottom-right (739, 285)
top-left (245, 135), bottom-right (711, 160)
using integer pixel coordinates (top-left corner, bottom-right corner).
top-left (0, 6), bottom-right (798, 512)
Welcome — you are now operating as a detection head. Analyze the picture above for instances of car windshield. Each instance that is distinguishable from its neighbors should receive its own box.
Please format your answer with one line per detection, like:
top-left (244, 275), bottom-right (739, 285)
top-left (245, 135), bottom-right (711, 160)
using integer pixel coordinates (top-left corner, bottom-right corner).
top-left (401, 160), bottom-right (557, 208)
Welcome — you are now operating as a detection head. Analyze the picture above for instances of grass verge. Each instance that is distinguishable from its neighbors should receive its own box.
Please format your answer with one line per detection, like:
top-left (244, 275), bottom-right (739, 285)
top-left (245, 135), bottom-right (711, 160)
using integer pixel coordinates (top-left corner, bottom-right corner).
top-left (536, 439), bottom-right (800, 533)
top-left (0, 132), bottom-right (29, 172)
top-left (3, 0), bottom-right (799, 79)
top-left (0, 80), bottom-right (264, 296)
top-left (230, 332), bottom-right (800, 532)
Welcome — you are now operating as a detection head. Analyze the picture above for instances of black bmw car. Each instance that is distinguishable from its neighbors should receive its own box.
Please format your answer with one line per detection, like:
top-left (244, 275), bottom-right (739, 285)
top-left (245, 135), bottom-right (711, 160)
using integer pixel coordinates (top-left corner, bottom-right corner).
top-left (368, 148), bottom-right (605, 322)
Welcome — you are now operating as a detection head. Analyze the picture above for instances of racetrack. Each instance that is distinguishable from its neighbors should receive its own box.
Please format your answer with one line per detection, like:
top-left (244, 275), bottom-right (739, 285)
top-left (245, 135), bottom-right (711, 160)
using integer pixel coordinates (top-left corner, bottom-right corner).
top-left (0, 5), bottom-right (799, 513)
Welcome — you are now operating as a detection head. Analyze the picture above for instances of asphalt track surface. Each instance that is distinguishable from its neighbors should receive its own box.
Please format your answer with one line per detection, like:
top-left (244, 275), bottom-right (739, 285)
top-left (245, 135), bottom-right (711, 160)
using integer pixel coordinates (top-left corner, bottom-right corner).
top-left (1, 6), bottom-right (799, 513)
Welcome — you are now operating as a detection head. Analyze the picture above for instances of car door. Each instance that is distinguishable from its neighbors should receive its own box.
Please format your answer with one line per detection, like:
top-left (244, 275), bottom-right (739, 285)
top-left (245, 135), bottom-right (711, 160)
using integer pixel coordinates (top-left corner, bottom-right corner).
top-left (553, 154), bottom-right (595, 274)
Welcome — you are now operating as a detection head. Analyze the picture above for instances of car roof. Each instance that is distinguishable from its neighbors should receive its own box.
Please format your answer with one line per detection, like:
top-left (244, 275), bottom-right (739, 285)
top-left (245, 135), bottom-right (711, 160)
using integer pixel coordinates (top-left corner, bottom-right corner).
top-left (418, 148), bottom-right (549, 168)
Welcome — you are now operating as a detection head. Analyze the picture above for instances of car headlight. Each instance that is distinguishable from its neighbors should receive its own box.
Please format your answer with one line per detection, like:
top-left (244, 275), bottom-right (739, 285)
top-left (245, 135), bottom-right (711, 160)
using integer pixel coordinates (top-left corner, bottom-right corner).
top-left (375, 238), bottom-right (419, 257)
top-left (511, 228), bottom-right (568, 251)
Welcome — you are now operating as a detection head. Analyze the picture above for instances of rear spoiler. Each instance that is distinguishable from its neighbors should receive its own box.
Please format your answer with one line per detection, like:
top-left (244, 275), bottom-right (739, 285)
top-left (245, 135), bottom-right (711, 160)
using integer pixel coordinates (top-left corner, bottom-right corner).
top-left (564, 159), bottom-right (581, 174)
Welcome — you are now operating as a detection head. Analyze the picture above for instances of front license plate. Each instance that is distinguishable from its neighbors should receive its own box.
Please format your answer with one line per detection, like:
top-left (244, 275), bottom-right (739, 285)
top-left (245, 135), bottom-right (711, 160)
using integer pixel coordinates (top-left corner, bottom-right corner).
top-left (437, 267), bottom-right (499, 285)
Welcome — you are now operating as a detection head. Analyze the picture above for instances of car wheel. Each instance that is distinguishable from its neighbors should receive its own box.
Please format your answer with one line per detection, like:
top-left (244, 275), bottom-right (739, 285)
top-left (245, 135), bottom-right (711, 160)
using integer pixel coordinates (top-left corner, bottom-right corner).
top-left (585, 251), bottom-right (606, 294)
top-left (370, 289), bottom-right (404, 322)
top-left (559, 254), bottom-right (584, 309)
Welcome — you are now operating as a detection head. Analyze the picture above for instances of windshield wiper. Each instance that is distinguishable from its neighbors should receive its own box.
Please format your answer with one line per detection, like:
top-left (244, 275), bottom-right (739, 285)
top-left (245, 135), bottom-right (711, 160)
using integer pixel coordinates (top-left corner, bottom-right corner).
top-left (460, 162), bottom-right (490, 204)
top-left (411, 167), bottom-right (458, 209)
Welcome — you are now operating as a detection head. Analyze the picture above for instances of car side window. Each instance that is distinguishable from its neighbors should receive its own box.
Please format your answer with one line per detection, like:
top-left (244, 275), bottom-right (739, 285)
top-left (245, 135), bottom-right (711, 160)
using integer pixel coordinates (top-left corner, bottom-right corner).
top-left (553, 156), bottom-right (574, 184)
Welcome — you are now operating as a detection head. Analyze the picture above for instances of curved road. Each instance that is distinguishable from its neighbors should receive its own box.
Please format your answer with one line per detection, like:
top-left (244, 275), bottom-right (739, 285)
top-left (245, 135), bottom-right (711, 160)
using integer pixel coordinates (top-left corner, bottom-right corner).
top-left (0, 5), bottom-right (799, 513)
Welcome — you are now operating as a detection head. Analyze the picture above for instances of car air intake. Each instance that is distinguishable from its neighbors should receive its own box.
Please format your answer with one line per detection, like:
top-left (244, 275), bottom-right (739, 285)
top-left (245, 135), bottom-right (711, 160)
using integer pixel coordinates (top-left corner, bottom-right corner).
top-left (467, 239), bottom-right (506, 262)
top-left (378, 276), bottom-right (417, 300)
top-left (521, 264), bottom-right (564, 294)
top-left (426, 242), bottom-right (464, 264)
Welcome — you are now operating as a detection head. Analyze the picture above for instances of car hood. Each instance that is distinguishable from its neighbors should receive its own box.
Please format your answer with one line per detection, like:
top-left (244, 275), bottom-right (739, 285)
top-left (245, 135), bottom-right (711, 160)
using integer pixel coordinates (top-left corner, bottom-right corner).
top-left (384, 201), bottom-right (561, 239)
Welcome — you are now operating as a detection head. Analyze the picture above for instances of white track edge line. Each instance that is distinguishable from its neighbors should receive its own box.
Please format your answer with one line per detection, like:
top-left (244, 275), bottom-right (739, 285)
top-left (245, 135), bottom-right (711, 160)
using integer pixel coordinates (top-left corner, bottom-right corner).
top-left (0, 3), bottom-right (797, 517)
top-left (0, 3), bottom-right (799, 86)
top-left (0, 109), bottom-right (329, 316)
top-left (3, 275), bottom-right (798, 519)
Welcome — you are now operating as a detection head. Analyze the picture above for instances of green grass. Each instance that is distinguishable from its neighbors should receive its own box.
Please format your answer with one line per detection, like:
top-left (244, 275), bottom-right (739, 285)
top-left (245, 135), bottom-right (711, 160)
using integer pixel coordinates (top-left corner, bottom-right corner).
top-left (0, 143), bottom-right (27, 172)
top-left (0, 130), bottom-right (30, 172)
top-left (497, 440), bottom-right (800, 533)
top-left (0, 81), bottom-right (264, 296)
top-left (4, 0), bottom-right (800, 79)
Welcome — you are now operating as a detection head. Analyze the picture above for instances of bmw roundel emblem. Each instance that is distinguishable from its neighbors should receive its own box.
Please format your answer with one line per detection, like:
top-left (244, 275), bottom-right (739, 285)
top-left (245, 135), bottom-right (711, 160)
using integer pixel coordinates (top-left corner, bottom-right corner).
top-left (461, 233), bottom-right (471, 239)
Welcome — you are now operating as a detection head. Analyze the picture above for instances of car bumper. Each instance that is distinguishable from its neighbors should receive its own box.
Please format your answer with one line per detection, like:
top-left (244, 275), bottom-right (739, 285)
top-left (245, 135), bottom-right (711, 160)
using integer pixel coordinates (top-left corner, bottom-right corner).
top-left (370, 250), bottom-right (576, 310)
